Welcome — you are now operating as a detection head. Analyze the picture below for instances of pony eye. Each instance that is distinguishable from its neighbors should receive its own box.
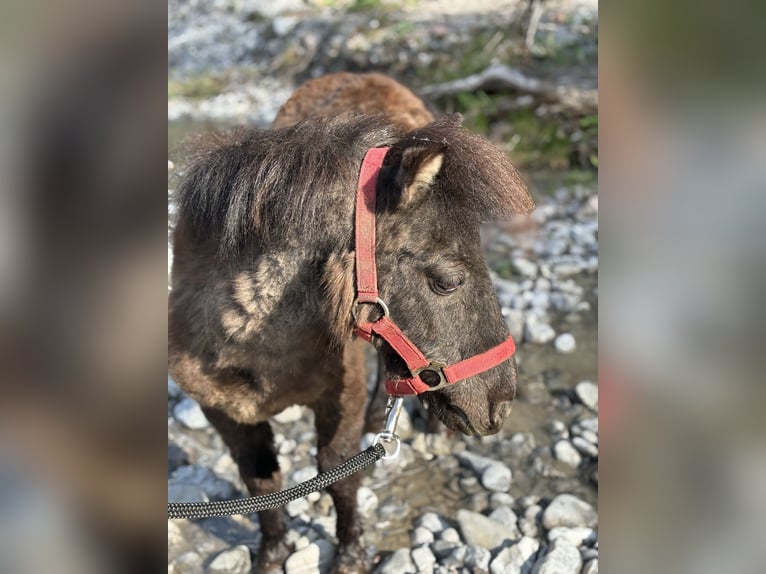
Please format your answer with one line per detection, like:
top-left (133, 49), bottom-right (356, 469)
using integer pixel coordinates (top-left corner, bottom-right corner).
top-left (432, 275), bottom-right (464, 295)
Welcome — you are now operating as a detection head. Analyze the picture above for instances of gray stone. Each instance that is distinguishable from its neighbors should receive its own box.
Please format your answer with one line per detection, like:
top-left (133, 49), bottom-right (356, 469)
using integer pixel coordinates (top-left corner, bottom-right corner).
top-left (554, 333), bottom-right (576, 353)
top-left (415, 511), bottom-right (450, 534)
top-left (574, 381), bottom-right (598, 411)
top-left (490, 492), bottom-right (515, 509)
top-left (411, 545), bottom-right (436, 572)
top-left (547, 527), bottom-right (597, 547)
top-left (284, 540), bottom-right (335, 574)
top-left (168, 483), bottom-right (208, 504)
top-left (456, 509), bottom-right (519, 551)
top-left (173, 398), bottom-right (209, 429)
top-left (464, 545), bottom-right (491, 572)
top-left (273, 405), bottom-right (304, 424)
top-left (356, 486), bottom-right (378, 515)
top-left (542, 494), bottom-right (598, 529)
top-left (207, 545), bottom-right (251, 574)
top-left (168, 376), bottom-right (181, 398)
top-left (170, 465), bottom-right (234, 500)
top-left (549, 420), bottom-right (569, 440)
top-left (458, 451), bottom-right (512, 492)
top-left (292, 465), bottom-right (318, 484)
top-left (286, 497), bottom-right (310, 518)
top-left (490, 537), bottom-right (540, 574)
top-left (488, 505), bottom-right (518, 530)
top-left (482, 464), bottom-right (513, 492)
top-left (582, 559), bottom-right (599, 574)
top-left (272, 16), bottom-right (298, 36)
top-left (531, 539), bottom-right (582, 574)
top-left (431, 540), bottom-right (461, 560)
top-left (581, 548), bottom-right (599, 561)
top-left (503, 308), bottom-right (525, 341)
top-left (411, 526), bottom-right (434, 546)
top-left (170, 552), bottom-right (203, 574)
top-left (553, 440), bottom-right (582, 467)
top-left (440, 527), bottom-right (462, 543)
top-left (513, 257), bottom-right (538, 278)
top-left (571, 436), bottom-right (599, 458)
top-left (378, 548), bottom-right (416, 574)
top-left (524, 315), bottom-right (556, 344)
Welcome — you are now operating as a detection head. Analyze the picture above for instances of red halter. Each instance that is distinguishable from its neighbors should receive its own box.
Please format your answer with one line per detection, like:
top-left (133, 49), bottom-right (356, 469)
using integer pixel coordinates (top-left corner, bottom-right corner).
top-left (352, 147), bottom-right (517, 396)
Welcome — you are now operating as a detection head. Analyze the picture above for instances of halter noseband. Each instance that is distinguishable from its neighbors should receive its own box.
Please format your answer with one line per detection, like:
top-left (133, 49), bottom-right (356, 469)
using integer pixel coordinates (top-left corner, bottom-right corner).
top-left (352, 147), bottom-right (517, 397)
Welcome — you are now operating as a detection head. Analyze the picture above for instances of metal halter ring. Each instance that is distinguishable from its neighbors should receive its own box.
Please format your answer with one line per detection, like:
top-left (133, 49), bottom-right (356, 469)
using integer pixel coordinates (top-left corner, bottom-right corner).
top-left (412, 361), bottom-right (449, 389)
top-left (352, 297), bottom-right (390, 322)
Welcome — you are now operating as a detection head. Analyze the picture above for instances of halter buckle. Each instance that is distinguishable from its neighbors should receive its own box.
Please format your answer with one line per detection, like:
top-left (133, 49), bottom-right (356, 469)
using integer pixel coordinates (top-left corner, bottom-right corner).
top-left (412, 361), bottom-right (448, 389)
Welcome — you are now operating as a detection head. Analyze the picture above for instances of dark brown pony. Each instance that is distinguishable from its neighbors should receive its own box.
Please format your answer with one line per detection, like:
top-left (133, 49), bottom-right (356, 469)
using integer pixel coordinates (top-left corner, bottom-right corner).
top-left (169, 76), bottom-right (534, 573)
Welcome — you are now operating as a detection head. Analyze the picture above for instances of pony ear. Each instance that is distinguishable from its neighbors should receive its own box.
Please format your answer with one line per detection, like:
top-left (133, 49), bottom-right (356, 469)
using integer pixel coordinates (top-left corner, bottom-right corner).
top-left (380, 141), bottom-right (446, 207)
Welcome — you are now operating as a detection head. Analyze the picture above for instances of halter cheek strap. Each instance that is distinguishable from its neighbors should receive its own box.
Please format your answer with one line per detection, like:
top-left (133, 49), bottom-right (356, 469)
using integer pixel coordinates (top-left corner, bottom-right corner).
top-left (352, 147), bottom-right (517, 397)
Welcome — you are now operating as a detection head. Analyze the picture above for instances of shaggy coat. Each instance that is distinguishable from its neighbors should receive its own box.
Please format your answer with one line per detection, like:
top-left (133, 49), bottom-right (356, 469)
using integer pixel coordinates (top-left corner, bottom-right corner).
top-left (170, 105), bottom-right (533, 572)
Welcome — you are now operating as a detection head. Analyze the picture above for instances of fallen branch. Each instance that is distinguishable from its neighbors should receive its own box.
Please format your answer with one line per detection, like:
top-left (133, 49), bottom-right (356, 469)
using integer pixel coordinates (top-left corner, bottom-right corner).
top-left (420, 64), bottom-right (598, 113)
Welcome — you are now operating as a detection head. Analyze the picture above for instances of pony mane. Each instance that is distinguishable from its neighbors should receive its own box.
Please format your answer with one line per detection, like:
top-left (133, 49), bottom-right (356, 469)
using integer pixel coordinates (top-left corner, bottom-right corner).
top-left (175, 114), bottom-right (402, 258)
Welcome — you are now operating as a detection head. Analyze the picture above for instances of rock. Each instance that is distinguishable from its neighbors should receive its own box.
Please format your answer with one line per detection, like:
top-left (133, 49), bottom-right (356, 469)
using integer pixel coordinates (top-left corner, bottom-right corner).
top-left (488, 505), bottom-right (518, 530)
top-left (291, 465), bottom-right (318, 484)
top-left (456, 509), bottom-right (519, 551)
top-left (513, 257), bottom-right (538, 278)
top-left (207, 545), bottom-right (251, 574)
top-left (553, 440), bottom-right (582, 467)
top-left (411, 526), bottom-right (434, 546)
top-left (272, 16), bottom-right (298, 36)
top-left (356, 486), bottom-right (378, 515)
top-left (574, 381), bottom-right (598, 411)
top-left (168, 376), bottom-right (181, 398)
top-left (524, 315), bottom-right (556, 344)
top-left (482, 464), bottom-right (513, 492)
top-left (411, 545), bottom-right (436, 572)
top-left (554, 333), bottom-right (576, 353)
top-left (286, 497), bottom-right (310, 518)
top-left (458, 451), bottom-right (512, 492)
top-left (431, 540), bottom-right (461, 560)
top-left (173, 398), bottom-right (209, 429)
top-left (167, 483), bottom-right (208, 504)
top-left (440, 527), bottom-right (462, 543)
top-left (542, 494), bottom-right (598, 529)
top-left (170, 465), bottom-right (234, 501)
top-left (284, 540), bottom-right (335, 574)
top-left (273, 405), bottom-right (304, 424)
top-left (464, 545), bottom-right (491, 572)
top-left (547, 527), bottom-right (597, 547)
top-left (415, 511), bottom-right (450, 534)
top-left (442, 546), bottom-right (467, 568)
top-left (581, 548), bottom-right (598, 561)
top-left (489, 537), bottom-right (540, 574)
top-left (549, 420), bottom-right (569, 440)
top-left (572, 436), bottom-right (599, 458)
top-left (378, 548), bottom-right (416, 574)
top-left (168, 443), bottom-right (189, 471)
top-left (170, 551), bottom-right (203, 574)
top-left (503, 308), bottom-right (525, 341)
top-left (490, 492), bottom-right (515, 509)
top-left (531, 539), bottom-right (582, 574)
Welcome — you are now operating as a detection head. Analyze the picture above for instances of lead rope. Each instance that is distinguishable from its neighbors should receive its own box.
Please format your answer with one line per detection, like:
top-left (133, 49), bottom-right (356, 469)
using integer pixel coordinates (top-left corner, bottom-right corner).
top-left (168, 398), bottom-right (404, 520)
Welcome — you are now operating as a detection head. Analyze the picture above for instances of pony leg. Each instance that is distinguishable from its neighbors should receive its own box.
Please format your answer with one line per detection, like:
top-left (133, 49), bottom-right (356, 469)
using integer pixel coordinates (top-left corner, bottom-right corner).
top-left (202, 407), bottom-right (290, 574)
top-left (313, 346), bottom-right (369, 574)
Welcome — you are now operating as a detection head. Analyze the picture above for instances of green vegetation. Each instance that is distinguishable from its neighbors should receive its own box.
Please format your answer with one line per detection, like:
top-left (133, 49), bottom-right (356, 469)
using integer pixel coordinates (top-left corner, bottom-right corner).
top-left (168, 74), bottom-right (228, 100)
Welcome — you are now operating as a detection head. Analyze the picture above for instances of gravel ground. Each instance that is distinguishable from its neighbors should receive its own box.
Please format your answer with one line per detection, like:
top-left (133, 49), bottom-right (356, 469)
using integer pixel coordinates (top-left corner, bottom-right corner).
top-left (167, 181), bottom-right (598, 574)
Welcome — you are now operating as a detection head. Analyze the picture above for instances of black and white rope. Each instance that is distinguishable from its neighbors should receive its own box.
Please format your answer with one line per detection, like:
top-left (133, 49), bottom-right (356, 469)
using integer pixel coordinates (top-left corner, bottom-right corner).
top-left (168, 443), bottom-right (387, 520)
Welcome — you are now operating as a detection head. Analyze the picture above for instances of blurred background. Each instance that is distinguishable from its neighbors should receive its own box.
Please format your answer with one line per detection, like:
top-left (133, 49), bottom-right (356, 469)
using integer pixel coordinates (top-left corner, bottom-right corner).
top-left (0, 0), bottom-right (763, 572)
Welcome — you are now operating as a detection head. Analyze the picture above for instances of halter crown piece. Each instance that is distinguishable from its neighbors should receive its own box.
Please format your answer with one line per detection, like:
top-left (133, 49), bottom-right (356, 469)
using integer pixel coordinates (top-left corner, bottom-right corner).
top-left (352, 147), bottom-right (517, 396)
